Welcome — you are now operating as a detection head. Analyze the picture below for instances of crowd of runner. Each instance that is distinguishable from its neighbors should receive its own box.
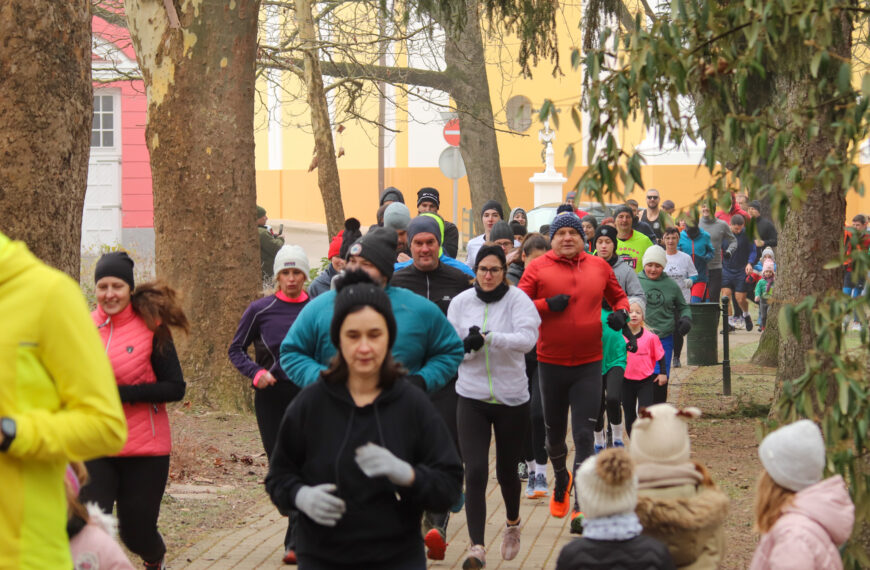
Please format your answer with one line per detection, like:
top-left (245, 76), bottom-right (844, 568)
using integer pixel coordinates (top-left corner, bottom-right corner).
top-left (0, 185), bottom-right (859, 569)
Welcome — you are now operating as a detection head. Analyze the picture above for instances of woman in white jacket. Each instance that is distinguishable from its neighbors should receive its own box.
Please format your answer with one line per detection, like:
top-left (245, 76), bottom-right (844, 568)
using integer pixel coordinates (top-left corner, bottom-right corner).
top-left (447, 244), bottom-right (541, 570)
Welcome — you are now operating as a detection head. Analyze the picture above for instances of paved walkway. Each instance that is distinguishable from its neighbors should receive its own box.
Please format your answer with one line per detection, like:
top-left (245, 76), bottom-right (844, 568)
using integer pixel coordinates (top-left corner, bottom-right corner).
top-left (169, 328), bottom-right (758, 569)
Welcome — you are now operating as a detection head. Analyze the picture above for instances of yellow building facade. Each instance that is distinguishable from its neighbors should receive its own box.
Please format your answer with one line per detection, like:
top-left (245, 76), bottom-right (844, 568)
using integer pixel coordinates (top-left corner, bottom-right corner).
top-left (254, 3), bottom-right (870, 232)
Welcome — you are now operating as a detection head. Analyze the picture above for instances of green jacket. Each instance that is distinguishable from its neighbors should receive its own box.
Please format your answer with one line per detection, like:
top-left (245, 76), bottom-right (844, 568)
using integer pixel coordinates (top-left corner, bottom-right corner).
top-left (0, 232), bottom-right (127, 569)
top-left (638, 271), bottom-right (690, 337)
top-left (259, 225), bottom-right (284, 279)
top-left (755, 278), bottom-right (773, 300)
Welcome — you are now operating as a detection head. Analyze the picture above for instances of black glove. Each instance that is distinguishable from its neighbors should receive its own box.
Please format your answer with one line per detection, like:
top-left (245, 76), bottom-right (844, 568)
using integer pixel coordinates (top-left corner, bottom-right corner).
top-left (623, 326), bottom-right (638, 353)
top-left (545, 294), bottom-right (571, 312)
top-left (407, 374), bottom-right (427, 391)
top-left (463, 326), bottom-right (485, 353)
top-left (677, 316), bottom-right (692, 336)
top-left (723, 249), bottom-right (732, 260)
top-left (607, 309), bottom-right (629, 331)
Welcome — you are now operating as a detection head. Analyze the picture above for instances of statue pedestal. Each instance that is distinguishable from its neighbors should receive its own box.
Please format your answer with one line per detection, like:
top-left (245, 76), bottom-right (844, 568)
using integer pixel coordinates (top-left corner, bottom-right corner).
top-left (530, 171), bottom-right (567, 207)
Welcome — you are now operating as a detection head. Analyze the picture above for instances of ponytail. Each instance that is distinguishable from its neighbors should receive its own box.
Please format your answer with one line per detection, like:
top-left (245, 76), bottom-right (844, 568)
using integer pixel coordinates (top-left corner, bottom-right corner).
top-left (131, 281), bottom-right (190, 350)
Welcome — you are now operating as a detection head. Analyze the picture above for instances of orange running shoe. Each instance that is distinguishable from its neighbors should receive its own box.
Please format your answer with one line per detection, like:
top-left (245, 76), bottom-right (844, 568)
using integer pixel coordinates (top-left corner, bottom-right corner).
top-left (549, 470), bottom-right (573, 518)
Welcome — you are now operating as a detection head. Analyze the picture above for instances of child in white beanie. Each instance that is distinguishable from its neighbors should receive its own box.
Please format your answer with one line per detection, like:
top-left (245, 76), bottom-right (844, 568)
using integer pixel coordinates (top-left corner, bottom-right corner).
top-left (750, 420), bottom-right (854, 570)
top-left (556, 448), bottom-right (675, 569)
top-left (632, 404), bottom-right (729, 569)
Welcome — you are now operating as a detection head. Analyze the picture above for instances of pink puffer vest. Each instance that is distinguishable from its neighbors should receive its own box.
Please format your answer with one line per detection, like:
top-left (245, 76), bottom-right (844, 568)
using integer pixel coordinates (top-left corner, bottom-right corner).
top-left (92, 304), bottom-right (172, 456)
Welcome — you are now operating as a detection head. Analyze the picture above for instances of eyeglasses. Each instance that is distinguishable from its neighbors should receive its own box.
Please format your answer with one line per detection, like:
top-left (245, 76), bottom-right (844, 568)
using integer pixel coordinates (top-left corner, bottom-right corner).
top-left (477, 266), bottom-right (504, 276)
top-left (646, 196), bottom-right (659, 201)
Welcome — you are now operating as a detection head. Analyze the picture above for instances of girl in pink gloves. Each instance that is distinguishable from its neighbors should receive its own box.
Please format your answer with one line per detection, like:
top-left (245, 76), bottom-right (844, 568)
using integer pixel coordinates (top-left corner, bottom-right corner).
top-left (751, 420), bottom-right (855, 569)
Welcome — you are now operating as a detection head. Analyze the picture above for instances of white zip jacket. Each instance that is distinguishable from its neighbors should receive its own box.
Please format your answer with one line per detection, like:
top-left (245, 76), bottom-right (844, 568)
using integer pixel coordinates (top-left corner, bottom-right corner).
top-left (447, 286), bottom-right (540, 405)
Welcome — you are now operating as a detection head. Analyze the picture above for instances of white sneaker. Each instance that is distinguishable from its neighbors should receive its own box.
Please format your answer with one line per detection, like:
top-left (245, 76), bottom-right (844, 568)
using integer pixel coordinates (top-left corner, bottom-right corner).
top-left (462, 545), bottom-right (486, 569)
top-left (501, 523), bottom-right (521, 561)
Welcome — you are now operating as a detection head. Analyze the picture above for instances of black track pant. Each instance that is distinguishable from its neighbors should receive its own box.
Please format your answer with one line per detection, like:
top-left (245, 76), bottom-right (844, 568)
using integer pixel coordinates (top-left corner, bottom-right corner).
top-left (255, 381), bottom-right (299, 550)
top-left (523, 353), bottom-right (548, 465)
top-left (706, 268), bottom-right (723, 304)
top-left (457, 396), bottom-right (528, 546)
top-left (622, 375), bottom-right (655, 437)
top-left (424, 378), bottom-right (461, 534)
top-left (538, 361), bottom-right (602, 482)
top-left (673, 331), bottom-right (684, 362)
top-left (80, 455), bottom-right (170, 564)
top-left (595, 366), bottom-right (624, 431)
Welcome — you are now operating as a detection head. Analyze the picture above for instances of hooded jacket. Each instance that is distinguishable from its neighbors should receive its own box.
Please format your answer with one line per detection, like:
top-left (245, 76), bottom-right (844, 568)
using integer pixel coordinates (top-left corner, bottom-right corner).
top-left (280, 286), bottom-right (464, 391)
top-left (0, 233), bottom-right (126, 569)
top-left (265, 378), bottom-right (462, 566)
top-left (635, 463), bottom-right (730, 569)
top-left (679, 229), bottom-right (714, 283)
top-left (749, 476), bottom-right (854, 570)
top-left (390, 261), bottom-right (472, 315)
top-left (447, 286), bottom-right (540, 405)
top-left (308, 263), bottom-right (338, 298)
top-left (556, 534), bottom-right (676, 570)
top-left (604, 254), bottom-right (645, 308)
top-left (518, 250), bottom-right (629, 365)
top-left (638, 271), bottom-right (690, 338)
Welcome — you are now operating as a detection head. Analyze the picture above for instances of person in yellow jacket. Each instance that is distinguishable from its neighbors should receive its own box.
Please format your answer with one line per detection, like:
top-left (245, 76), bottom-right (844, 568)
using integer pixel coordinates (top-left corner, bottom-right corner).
top-left (0, 231), bottom-right (127, 570)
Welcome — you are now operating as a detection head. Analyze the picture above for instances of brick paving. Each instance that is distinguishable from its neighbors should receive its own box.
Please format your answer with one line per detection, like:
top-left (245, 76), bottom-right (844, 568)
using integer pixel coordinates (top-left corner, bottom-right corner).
top-left (169, 328), bottom-right (756, 569)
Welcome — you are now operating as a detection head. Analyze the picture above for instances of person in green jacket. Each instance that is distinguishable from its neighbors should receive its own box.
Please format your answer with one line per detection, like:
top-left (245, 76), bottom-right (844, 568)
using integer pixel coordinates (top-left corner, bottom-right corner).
top-left (0, 231), bottom-right (127, 570)
top-left (638, 245), bottom-right (692, 404)
top-left (258, 205), bottom-right (285, 282)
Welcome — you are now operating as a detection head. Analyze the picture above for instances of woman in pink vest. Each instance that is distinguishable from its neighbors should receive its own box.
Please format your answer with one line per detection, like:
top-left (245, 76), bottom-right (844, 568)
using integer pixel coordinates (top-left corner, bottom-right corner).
top-left (79, 251), bottom-right (189, 570)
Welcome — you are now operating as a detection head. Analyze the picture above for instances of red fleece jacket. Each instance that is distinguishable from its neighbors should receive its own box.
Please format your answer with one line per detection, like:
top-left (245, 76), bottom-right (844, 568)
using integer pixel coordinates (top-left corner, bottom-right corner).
top-left (518, 250), bottom-right (629, 366)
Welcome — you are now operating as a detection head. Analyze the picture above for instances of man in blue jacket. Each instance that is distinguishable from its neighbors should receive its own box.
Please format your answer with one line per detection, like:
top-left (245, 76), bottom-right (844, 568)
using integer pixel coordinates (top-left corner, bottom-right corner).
top-left (280, 227), bottom-right (464, 394)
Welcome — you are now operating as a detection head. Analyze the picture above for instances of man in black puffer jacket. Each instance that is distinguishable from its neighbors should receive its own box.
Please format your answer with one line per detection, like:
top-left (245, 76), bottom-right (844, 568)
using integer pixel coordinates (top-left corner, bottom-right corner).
top-left (390, 214), bottom-right (471, 561)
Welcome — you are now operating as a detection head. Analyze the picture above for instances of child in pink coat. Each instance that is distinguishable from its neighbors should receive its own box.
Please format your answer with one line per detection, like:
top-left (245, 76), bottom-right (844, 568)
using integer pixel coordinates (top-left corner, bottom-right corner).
top-left (750, 420), bottom-right (855, 570)
top-left (622, 298), bottom-right (666, 436)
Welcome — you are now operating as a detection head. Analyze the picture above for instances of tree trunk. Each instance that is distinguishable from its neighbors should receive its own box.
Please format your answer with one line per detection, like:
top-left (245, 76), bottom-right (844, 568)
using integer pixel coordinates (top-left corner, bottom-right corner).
top-left (768, 19), bottom-right (850, 410)
top-left (443, 1), bottom-right (510, 234)
top-left (297, 0), bottom-right (345, 238)
top-left (125, 0), bottom-right (261, 409)
top-left (0, 1), bottom-right (92, 278)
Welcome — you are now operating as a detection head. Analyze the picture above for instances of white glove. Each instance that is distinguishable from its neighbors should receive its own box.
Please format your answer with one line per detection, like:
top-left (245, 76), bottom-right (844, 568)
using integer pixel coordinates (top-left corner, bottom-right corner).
top-left (295, 484), bottom-right (346, 527)
top-left (684, 278), bottom-right (694, 289)
top-left (355, 442), bottom-right (415, 487)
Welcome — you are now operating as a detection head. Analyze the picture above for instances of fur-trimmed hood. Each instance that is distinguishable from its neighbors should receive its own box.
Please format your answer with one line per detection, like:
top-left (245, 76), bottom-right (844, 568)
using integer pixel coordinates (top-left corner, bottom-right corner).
top-left (635, 467), bottom-right (729, 569)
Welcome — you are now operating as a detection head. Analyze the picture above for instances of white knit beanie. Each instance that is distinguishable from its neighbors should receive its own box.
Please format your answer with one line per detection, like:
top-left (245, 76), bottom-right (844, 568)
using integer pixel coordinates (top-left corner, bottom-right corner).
top-left (273, 244), bottom-right (310, 277)
top-left (758, 420), bottom-right (825, 492)
top-left (630, 404), bottom-right (701, 465)
top-left (642, 245), bottom-right (667, 268)
top-left (576, 448), bottom-right (638, 519)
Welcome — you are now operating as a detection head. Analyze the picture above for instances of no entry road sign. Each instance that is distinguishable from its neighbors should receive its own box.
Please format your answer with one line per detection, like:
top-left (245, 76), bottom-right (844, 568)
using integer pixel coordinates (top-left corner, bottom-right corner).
top-left (443, 118), bottom-right (460, 146)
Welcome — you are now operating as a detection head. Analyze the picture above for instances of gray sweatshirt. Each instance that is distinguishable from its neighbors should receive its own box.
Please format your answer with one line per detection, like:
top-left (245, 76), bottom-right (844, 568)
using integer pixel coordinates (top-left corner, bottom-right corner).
top-left (699, 216), bottom-right (737, 270)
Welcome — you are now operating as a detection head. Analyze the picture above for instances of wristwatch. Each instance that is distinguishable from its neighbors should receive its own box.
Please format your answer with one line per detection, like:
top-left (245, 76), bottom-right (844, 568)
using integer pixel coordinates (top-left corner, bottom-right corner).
top-left (0, 417), bottom-right (16, 452)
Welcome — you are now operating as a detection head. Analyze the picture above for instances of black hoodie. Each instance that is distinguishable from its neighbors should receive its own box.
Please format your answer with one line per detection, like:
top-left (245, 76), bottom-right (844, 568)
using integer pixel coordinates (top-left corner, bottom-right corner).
top-left (265, 377), bottom-right (463, 566)
top-left (390, 261), bottom-right (472, 315)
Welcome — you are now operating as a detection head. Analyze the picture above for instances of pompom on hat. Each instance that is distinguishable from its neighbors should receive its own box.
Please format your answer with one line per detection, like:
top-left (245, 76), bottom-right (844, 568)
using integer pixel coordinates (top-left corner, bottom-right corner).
top-left (758, 419), bottom-right (825, 492)
top-left (630, 403), bottom-right (701, 465)
top-left (575, 448), bottom-right (638, 519)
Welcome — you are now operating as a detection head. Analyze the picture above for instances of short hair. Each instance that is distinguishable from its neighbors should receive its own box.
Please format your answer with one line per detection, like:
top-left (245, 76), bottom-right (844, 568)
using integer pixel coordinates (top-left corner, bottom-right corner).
top-left (521, 232), bottom-right (549, 255)
top-left (853, 214), bottom-right (867, 224)
top-left (626, 199), bottom-right (639, 208)
top-left (730, 214), bottom-right (745, 226)
top-left (663, 227), bottom-right (680, 237)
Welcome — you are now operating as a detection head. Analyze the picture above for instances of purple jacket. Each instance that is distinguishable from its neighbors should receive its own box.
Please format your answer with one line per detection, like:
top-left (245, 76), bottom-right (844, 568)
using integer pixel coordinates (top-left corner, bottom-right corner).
top-left (749, 476), bottom-right (854, 570)
top-left (228, 293), bottom-right (309, 386)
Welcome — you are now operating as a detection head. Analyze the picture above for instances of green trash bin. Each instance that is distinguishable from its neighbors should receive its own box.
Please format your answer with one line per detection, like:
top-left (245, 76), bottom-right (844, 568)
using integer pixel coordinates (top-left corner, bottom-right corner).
top-left (687, 302), bottom-right (720, 366)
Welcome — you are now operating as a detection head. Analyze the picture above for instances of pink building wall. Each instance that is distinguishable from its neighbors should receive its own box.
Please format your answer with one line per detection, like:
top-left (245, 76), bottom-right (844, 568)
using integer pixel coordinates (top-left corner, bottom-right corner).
top-left (93, 15), bottom-right (153, 230)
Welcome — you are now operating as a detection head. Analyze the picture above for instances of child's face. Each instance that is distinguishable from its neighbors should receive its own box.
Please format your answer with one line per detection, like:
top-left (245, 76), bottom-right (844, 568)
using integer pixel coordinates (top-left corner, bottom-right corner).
top-left (763, 270), bottom-right (774, 280)
top-left (629, 304), bottom-right (644, 326)
top-left (644, 263), bottom-right (664, 280)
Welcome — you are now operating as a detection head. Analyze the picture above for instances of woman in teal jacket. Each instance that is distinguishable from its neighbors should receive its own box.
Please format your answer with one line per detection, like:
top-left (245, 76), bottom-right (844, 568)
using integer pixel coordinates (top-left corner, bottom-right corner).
top-left (678, 225), bottom-right (714, 302)
top-left (638, 246), bottom-right (691, 404)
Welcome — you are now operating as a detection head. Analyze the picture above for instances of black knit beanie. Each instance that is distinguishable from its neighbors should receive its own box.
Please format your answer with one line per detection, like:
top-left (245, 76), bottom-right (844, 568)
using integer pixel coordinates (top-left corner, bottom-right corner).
top-left (94, 251), bottom-right (135, 290)
top-left (489, 221), bottom-right (514, 243)
top-left (417, 187), bottom-right (440, 208)
top-left (330, 270), bottom-right (397, 350)
top-left (346, 227), bottom-right (398, 282)
top-left (556, 203), bottom-right (575, 214)
top-left (594, 224), bottom-right (619, 248)
top-left (510, 221), bottom-right (527, 238)
top-left (481, 199), bottom-right (504, 220)
top-left (475, 244), bottom-right (507, 271)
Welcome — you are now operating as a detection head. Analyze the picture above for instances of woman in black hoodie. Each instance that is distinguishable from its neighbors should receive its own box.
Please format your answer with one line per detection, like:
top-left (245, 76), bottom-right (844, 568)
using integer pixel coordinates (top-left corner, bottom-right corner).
top-left (265, 270), bottom-right (463, 570)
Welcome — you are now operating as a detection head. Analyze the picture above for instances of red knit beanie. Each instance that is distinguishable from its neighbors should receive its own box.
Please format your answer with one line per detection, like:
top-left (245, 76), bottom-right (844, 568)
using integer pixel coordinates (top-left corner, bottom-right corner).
top-left (327, 231), bottom-right (344, 259)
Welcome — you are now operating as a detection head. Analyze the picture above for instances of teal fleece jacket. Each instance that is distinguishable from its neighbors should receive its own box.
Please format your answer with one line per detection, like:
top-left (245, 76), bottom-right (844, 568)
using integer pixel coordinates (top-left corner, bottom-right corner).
top-left (280, 285), bottom-right (463, 391)
top-left (638, 271), bottom-right (691, 337)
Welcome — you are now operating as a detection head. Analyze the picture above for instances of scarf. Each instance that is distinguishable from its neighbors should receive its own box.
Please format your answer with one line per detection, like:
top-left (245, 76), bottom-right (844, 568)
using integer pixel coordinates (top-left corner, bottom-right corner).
top-left (474, 281), bottom-right (509, 304)
top-left (636, 462), bottom-right (703, 489)
top-left (582, 512), bottom-right (644, 541)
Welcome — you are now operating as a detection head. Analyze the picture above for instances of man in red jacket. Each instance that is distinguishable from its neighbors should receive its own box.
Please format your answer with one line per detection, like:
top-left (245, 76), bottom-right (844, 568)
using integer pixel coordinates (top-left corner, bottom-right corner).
top-left (518, 212), bottom-right (630, 523)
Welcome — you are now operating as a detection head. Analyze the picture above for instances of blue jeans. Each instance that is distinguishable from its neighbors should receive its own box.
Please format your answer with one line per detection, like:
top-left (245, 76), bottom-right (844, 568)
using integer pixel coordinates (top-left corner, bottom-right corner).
top-left (652, 334), bottom-right (673, 404)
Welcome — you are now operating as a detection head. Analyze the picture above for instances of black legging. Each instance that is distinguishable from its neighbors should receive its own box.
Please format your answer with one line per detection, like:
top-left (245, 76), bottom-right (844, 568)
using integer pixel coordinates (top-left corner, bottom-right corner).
top-left (595, 366), bottom-right (624, 432)
top-left (523, 352), bottom-right (548, 465)
top-left (622, 375), bottom-right (655, 436)
top-left (538, 361), bottom-right (602, 482)
top-left (673, 331), bottom-right (684, 363)
top-left (457, 396), bottom-right (528, 546)
top-left (706, 268), bottom-right (723, 303)
top-left (80, 455), bottom-right (171, 564)
top-left (424, 378), bottom-right (461, 534)
top-left (255, 381), bottom-right (299, 550)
